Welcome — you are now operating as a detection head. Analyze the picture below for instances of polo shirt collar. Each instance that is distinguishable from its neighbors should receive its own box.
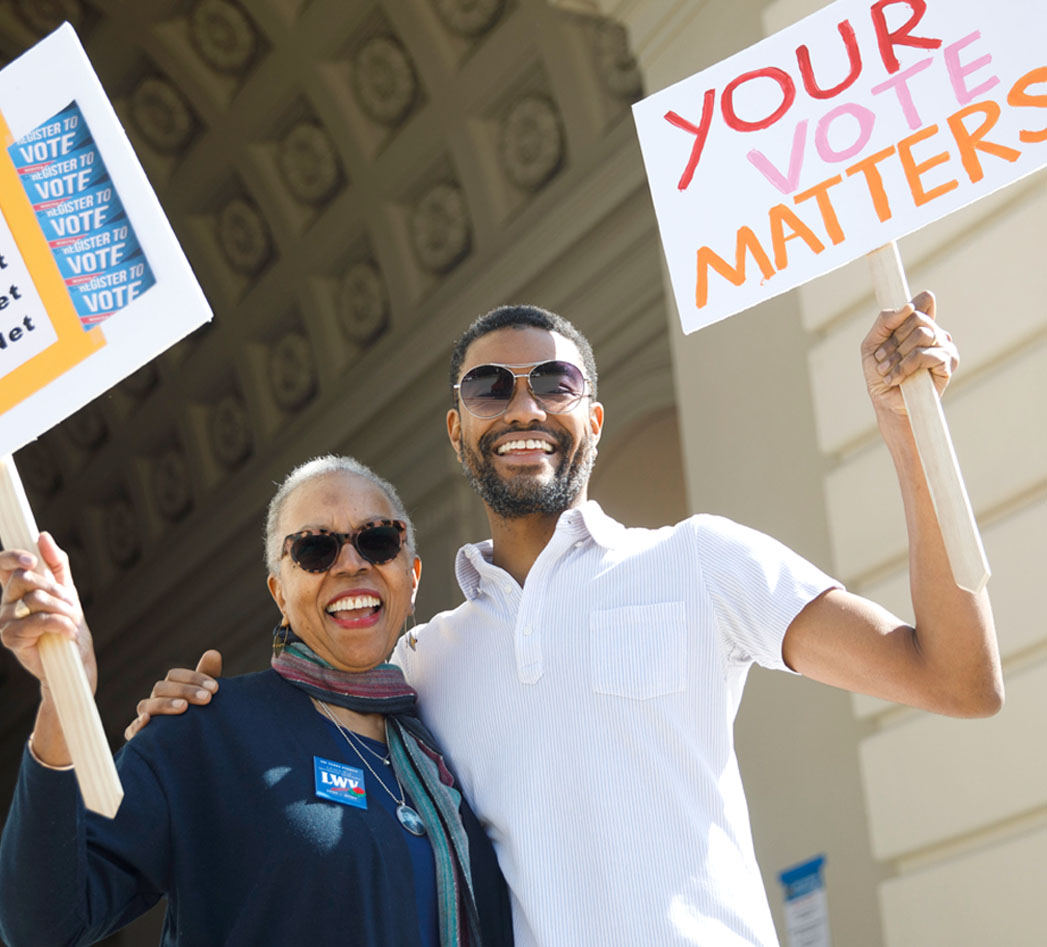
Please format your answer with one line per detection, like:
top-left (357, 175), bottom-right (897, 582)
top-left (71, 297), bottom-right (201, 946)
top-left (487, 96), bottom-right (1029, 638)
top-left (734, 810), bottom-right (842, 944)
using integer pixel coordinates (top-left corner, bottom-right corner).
top-left (453, 500), bottom-right (624, 600)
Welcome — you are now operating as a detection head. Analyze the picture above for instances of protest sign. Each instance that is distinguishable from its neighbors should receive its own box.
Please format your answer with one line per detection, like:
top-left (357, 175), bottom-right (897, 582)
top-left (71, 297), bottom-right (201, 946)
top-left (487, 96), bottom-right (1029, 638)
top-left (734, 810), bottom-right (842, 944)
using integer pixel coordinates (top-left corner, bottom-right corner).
top-left (0, 24), bottom-right (212, 816)
top-left (632, 0), bottom-right (1046, 333)
top-left (632, 0), bottom-right (1045, 592)
top-left (0, 24), bottom-right (210, 456)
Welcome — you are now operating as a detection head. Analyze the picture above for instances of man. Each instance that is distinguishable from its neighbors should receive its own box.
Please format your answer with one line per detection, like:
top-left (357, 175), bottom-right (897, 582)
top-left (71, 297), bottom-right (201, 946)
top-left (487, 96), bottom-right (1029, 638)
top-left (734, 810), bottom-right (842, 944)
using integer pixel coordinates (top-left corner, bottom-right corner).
top-left (132, 294), bottom-right (1002, 946)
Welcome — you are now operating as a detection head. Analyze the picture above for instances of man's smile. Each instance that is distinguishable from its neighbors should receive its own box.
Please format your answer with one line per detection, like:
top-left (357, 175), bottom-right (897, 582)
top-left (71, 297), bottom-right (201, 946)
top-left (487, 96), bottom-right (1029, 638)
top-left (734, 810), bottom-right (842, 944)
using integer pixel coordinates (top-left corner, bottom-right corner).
top-left (495, 437), bottom-right (556, 456)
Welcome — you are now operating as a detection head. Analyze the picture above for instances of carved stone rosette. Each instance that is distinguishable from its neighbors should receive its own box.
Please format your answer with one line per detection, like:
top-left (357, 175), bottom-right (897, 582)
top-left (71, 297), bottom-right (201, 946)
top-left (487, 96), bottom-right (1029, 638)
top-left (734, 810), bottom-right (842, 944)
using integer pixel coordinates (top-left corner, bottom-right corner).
top-left (352, 35), bottom-right (418, 127)
top-left (189, 0), bottom-right (258, 74)
top-left (209, 394), bottom-right (253, 469)
top-left (64, 404), bottom-right (107, 451)
top-left (217, 197), bottom-right (272, 274)
top-left (268, 331), bottom-right (317, 411)
top-left (410, 182), bottom-right (471, 274)
top-left (498, 94), bottom-right (564, 192)
top-left (129, 77), bottom-right (196, 155)
top-left (104, 497), bottom-right (141, 568)
top-left (277, 122), bottom-right (343, 206)
top-left (153, 448), bottom-right (194, 521)
top-left (338, 261), bottom-right (389, 344)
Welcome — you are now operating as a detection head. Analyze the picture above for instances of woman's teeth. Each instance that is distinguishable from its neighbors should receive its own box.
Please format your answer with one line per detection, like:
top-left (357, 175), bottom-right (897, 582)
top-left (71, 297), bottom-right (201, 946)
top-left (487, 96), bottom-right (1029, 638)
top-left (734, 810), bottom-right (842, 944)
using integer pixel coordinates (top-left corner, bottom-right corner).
top-left (327, 594), bottom-right (380, 614)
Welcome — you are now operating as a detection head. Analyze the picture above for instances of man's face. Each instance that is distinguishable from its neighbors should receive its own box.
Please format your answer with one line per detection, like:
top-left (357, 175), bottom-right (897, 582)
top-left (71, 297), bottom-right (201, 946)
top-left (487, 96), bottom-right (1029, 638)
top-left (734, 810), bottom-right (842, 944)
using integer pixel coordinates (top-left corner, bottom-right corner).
top-left (447, 327), bottom-right (604, 519)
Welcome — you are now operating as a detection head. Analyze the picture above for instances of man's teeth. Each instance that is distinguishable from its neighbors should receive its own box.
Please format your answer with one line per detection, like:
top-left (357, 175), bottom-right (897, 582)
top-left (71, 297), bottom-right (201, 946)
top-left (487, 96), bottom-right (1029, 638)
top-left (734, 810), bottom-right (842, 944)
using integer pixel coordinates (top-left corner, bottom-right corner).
top-left (327, 594), bottom-right (380, 613)
top-left (497, 439), bottom-right (554, 454)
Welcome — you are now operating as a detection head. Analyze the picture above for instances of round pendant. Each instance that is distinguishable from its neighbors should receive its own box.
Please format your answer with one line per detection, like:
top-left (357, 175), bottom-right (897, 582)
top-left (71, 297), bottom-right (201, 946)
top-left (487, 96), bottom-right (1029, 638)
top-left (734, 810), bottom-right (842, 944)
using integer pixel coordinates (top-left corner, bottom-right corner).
top-left (397, 804), bottom-right (426, 836)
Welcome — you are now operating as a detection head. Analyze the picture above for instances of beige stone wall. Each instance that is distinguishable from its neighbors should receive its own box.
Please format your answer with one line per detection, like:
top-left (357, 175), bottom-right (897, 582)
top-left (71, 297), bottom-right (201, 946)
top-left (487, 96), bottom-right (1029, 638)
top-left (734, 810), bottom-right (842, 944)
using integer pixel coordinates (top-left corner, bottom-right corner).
top-left (809, 171), bottom-right (1047, 947)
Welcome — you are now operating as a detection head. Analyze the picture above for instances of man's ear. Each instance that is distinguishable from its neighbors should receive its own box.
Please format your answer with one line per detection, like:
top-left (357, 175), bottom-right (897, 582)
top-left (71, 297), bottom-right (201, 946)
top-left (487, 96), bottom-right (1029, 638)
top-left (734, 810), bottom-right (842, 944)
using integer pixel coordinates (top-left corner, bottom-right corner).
top-left (446, 408), bottom-right (463, 460)
top-left (589, 401), bottom-right (604, 445)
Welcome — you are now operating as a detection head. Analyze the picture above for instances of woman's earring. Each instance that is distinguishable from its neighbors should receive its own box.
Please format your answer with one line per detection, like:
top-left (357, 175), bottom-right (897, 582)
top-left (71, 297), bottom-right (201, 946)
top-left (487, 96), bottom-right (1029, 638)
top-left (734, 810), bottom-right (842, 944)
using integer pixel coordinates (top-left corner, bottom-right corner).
top-left (403, 612), bottom-right (418, 651)
top-left (273, 621), bottom-right (291, 654)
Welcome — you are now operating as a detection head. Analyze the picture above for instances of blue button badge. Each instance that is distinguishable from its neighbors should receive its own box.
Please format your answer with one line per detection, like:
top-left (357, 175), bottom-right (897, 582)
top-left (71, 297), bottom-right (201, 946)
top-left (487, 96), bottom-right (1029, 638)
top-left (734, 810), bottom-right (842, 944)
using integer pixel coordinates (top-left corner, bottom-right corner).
top-left (313, 756), bottom-right (367, 809)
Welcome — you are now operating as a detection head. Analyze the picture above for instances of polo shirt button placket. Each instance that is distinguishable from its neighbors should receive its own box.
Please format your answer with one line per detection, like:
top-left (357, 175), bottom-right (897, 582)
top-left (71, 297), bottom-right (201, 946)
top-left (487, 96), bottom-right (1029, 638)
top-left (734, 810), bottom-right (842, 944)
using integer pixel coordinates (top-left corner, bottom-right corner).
top-left (515, 547), bottom-right (560, 683)
top-left (515, 614), bottom-right (542, 683)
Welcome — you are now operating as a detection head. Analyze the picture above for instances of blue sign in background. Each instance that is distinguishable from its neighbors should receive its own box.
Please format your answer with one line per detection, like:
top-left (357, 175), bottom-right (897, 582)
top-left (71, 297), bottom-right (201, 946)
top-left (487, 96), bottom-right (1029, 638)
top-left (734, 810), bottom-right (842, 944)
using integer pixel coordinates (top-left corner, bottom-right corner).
top-left (779, 854), bottom-right (826, 901)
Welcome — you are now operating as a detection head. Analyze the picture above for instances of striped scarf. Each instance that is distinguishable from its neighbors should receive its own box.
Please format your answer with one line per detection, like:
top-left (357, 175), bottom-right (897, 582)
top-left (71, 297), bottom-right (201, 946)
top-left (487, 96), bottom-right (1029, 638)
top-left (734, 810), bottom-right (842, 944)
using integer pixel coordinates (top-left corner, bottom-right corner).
top-left (272, 631), bottom-right (480, 947)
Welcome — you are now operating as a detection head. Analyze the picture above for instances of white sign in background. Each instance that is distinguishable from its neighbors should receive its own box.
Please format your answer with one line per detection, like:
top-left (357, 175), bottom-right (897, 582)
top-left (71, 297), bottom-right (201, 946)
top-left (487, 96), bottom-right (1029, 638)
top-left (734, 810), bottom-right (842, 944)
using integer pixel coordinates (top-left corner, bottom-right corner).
top-left (632, 0), bottom-right (1047, 334)
top-left (0, 24), bottom-right (211, 456)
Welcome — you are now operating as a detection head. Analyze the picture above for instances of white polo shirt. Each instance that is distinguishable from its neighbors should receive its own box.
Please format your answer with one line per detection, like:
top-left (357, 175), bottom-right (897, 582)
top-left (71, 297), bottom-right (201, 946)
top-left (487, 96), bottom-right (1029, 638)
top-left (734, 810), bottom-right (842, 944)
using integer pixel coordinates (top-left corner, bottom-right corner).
top-left (395, 501), bottom-right (838, 947)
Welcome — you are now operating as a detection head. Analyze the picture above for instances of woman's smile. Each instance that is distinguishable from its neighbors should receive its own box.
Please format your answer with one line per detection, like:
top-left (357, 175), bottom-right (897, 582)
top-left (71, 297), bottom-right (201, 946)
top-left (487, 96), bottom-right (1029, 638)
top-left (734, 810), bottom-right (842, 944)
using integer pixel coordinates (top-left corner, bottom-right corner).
top-left (325, 588), bottom-right (383, 628)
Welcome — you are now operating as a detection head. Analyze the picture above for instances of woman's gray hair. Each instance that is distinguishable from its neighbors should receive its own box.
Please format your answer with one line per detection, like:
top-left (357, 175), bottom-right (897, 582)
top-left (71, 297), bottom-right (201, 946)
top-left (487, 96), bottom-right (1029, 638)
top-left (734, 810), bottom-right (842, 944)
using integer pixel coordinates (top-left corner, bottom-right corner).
top-left (264, 455), bottom-right (416, 575)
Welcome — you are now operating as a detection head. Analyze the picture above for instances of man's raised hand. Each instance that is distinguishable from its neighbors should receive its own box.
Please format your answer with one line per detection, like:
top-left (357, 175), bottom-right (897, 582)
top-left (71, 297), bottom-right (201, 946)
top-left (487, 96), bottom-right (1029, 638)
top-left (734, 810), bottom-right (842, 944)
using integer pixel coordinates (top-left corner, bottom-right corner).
top-left (862, 290), bottom-right (958, 420)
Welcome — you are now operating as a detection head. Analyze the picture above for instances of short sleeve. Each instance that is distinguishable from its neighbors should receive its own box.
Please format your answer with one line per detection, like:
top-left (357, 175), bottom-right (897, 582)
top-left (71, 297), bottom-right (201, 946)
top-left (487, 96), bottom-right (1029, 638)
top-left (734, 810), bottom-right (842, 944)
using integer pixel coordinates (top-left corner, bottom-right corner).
top-left (694, 515), bottom-right (841, 672)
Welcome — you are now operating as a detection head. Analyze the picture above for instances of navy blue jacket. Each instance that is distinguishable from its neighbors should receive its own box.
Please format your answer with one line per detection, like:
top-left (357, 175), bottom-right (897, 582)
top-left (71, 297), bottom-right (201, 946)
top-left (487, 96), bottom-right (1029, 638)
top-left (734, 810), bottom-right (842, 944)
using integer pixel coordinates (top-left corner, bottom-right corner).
top-left (0, 670), bottom-right (512, 946)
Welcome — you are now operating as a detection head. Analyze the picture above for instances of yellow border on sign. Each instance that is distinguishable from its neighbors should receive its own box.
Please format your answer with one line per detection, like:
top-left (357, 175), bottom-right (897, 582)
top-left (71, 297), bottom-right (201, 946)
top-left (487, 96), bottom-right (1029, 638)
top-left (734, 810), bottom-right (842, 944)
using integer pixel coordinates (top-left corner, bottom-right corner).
top-left (0, 107), bottom-right (105, 416)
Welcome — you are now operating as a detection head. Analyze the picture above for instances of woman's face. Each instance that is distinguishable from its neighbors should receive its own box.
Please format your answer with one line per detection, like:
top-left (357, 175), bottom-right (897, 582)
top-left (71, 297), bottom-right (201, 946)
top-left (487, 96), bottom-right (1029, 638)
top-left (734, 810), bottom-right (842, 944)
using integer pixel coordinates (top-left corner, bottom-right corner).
top-left (267, 472), bottom-right (421, 672)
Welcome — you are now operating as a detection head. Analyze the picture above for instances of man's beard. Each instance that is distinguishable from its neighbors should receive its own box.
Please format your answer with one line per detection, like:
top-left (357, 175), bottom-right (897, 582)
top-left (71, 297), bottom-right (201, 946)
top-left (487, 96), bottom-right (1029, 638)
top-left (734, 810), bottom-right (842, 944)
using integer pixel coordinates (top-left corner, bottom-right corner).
top-left (458, 425), bottom-right (596, 519)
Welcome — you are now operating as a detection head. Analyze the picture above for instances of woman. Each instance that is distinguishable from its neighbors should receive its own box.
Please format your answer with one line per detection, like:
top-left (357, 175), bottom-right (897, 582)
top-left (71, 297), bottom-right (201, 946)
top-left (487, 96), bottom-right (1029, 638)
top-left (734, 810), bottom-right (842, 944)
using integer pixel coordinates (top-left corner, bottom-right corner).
top-left (0, 455), bottom-right (512, 947)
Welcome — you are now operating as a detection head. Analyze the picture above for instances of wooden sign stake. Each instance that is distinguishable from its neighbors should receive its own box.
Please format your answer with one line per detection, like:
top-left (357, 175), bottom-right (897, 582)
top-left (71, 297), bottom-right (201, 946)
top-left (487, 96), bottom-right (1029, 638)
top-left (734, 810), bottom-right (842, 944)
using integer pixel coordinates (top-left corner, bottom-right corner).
top-left (866, 243), bottom-right (990, 593)
top-left (0, 454), bottom-right (122, 817)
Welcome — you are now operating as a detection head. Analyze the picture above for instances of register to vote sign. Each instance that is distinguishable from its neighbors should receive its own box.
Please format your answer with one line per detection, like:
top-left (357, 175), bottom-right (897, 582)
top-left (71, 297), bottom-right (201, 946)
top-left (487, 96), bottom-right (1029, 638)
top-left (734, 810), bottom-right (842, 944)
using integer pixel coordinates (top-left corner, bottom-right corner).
top-left (0, 24), bottom-right (210, 457)
top-left (10, 100), bottom-right (157, 329)
top-left (632, 0), bottom-right (1047, 335)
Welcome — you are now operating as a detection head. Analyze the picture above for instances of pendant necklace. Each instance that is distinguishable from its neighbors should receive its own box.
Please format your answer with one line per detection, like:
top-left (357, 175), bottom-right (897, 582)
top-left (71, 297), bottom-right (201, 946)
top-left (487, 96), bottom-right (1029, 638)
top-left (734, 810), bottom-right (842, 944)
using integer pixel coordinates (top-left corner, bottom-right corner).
top-left (317, 699), bottom-right (426, 836)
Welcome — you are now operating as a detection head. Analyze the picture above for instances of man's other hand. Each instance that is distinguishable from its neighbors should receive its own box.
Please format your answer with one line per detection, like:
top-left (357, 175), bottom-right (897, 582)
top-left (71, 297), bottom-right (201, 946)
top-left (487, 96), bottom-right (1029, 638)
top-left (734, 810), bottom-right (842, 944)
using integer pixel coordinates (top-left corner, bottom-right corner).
top-left (124, 649), bottom-right (222, 741)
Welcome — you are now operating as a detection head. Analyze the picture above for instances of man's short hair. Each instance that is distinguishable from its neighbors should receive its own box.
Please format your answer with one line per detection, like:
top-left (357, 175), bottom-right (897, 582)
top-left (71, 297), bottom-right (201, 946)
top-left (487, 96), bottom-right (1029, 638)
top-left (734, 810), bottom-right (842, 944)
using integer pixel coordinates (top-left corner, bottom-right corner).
top-left (448, 304), bottom-right (598, 407)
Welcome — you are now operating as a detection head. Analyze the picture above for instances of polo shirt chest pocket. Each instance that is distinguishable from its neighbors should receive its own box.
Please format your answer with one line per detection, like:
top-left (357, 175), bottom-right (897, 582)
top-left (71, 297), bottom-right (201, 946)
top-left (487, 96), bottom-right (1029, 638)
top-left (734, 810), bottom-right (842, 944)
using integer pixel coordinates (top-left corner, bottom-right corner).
top-left (590, 601), bottom-right (687, 700)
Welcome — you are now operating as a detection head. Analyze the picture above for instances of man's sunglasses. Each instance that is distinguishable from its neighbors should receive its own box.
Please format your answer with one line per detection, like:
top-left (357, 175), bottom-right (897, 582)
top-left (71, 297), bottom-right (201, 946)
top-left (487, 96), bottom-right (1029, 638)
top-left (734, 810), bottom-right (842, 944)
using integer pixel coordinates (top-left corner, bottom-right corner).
top-left (454, 360), bottom-right (590, 419)
top-left (282, 520), bottom-right (406, 572)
